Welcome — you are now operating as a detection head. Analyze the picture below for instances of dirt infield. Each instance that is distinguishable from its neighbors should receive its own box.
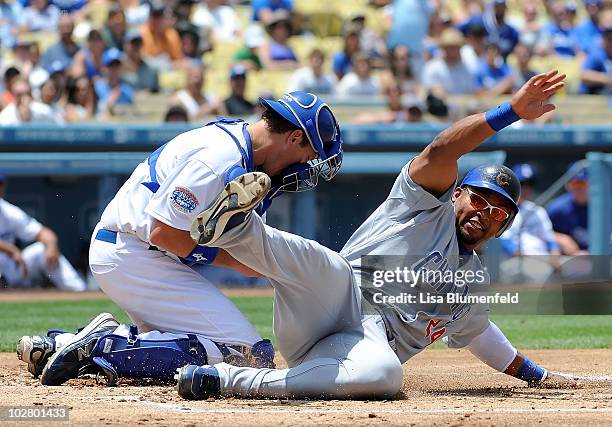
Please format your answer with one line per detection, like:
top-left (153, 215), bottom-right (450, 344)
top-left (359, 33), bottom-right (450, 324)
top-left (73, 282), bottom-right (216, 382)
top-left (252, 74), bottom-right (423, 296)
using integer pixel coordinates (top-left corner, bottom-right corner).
top-left (2, 349), bottom-right (612, 426)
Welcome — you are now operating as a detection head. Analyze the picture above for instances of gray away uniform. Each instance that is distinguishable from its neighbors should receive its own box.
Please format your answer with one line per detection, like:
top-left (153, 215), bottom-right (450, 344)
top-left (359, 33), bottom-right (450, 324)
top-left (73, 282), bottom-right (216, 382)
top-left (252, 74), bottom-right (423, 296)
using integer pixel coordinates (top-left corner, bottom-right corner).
top-left (211, 163), bottom-right (490, 398)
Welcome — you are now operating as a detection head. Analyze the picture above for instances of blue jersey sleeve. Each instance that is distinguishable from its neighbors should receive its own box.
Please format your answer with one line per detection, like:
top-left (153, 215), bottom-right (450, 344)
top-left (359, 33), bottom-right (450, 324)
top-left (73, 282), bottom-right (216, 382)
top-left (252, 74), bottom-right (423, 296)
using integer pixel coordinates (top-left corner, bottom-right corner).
top-left (582, 50), bottom-right (605, 72)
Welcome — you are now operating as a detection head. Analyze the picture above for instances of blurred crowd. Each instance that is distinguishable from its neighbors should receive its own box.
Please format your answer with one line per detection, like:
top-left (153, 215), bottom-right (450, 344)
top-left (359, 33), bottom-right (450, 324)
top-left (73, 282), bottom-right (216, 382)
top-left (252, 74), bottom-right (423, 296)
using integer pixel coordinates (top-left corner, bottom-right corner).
top-left (0, 0), bottom-right (611, 126)
top-left (499, 161), bottom-right (592, 285)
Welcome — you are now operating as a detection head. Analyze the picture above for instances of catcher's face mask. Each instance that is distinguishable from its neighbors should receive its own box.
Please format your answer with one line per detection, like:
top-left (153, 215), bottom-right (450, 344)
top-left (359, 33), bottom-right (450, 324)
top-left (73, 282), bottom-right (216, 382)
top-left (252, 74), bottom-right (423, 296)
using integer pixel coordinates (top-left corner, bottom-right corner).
top-left (259, 92), bottom-right (344, 195)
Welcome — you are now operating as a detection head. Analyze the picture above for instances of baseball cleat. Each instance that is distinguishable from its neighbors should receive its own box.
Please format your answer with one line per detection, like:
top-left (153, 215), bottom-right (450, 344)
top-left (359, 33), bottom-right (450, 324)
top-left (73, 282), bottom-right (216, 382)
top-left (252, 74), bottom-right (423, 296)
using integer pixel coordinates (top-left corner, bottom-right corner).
top-left (190, 172), bottom-right (271, 246)
top-left (175, 365), bottom-right (221, 400)
top-left (40, 313), bottom-right (119, 386)
top-left (17, 335), bottom-right (57, 377)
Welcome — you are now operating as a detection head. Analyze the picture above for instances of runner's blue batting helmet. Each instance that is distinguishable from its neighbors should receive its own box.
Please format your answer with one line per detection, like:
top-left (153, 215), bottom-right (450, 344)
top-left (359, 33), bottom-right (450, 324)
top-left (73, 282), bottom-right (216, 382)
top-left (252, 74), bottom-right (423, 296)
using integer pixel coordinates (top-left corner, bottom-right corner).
top-left (461, 164), bottom-right (521, 236)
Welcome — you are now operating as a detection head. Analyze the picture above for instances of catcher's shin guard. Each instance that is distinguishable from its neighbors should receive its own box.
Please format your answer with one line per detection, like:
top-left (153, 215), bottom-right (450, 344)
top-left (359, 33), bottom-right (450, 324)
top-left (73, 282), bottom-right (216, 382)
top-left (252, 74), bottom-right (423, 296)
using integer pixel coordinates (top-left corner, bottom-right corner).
top-left (89, 325), bottom-right (209, 385)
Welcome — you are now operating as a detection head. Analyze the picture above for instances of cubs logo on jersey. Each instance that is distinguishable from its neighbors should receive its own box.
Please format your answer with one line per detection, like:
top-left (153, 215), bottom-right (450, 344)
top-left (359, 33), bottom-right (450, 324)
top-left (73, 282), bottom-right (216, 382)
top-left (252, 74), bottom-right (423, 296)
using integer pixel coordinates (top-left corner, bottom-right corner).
top-left (170, 187), bottom-right (200, 214)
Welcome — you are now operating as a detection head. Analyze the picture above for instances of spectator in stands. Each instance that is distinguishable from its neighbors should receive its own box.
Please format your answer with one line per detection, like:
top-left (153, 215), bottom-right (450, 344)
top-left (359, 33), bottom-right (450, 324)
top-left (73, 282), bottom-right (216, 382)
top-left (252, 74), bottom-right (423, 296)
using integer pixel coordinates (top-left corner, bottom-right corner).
top-left (46, 60), bottom-right (69, 107)
top-left (140, 0), bottom-right (184, 71)
top-left (502, 164), bottom-right (561, 256)
top-left (252, 0), bottom-right (293, 24)
top-left (423, 10), bottom-right (453, 62)
top-left (174, 0), bottom-right (198, 33)
top-left (0, 0), bottom-right (23, 49)
top-left (170, 64), bottom-right (220, 120)
top-left (379, 0), bottom-right (431, 73)
top-left (421, 29), bottom-right (478, 95)
top-left (164, 104), bottom-right (189, 122)
top-left (575, 0), bottom-right (603, 53)
top-left (512, 43), bottom-right (539, 89)
top-left (70, 29), bottom-right (106, 80)
top-left (352, 91), bottom-right (426, 124)
top-left (223, 65), bottom-right (255, 116)
top-left (287, 48), bottom-right (336, 94)
top-left (10, 40), bottom-right (33, 74)
top-left (175, 0), bottom-right (214, 55)
top-left (379, 44), bottom-right (419, 96)
top-left (1, 66), bottom-right (21, 110)
top-left (122, 31), bottom-right (159, 93)
top-left (0, 174), bottom-right (86, 291)
top-left (511, 0), bottom-right (544, 50)
top-left (385, 81), bottom-right (403, 113)
top-left (65, 75), bottom-right (97, 121)
top-left (192, 0), bottom-right (240, 42)
top-left (176, 23), bottom-right (200, 62)
top-left (261, 10), bottom-right (299, 70)
top-left (333, 23), bottom-right (361, 80)
top-left (95, 48), bottom-right (134, 117)
top-left (101, 5), bottom-right (127, 51)
top-left (460, 22), bottom-right (488, 76)
top-left (537, 0), bottom-right (579, 57)
top-left (402, 96), bottom-right (426, 123)
top-left (0, 78), bottom-right (64, 124)
top-left (39, 77), bottom-right (65, 122)
top-left (547, 163), bottom-right (590, 255)
top-left (350, 13), bottom-right (387, 65)
top-left (120, 0), bottom-right (150, 28)
top-left (499, 163), bottom-right (561, 283)
top-left (20, 0), bottom-right (60, 33)
top-left (26, 43), bottom-right (49, 98)
top-left (336, 53), bottom-right (380, 97)
top-left (475, 42), bottom-right (514, 95)
top-left (458, 0), bottom-right (519, 59)
top-left (40, 14), bottom-right (80, 72)
top-left (231, 25), bottom-right (265, 71)
top-left (579, 22), bottom-right (612, 94)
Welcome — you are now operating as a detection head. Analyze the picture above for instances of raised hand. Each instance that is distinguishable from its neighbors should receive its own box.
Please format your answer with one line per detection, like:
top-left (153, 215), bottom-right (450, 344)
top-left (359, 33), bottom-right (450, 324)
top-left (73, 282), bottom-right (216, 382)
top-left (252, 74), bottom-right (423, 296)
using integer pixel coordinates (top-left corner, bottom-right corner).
top-left (511, 70), bottom-right (566, 121)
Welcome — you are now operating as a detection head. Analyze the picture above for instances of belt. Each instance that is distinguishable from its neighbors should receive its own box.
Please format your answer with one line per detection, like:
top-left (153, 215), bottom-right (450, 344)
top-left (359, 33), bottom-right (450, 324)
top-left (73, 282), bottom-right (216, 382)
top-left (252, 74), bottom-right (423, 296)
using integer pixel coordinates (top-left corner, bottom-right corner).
top-left (95, 229), bottom-right (117, 244)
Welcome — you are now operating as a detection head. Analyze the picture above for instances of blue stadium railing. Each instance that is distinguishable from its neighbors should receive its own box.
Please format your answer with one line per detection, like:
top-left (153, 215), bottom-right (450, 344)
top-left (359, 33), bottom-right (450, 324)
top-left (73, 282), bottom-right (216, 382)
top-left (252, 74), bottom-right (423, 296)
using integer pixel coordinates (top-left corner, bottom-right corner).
top-left (1, 123), bottom-right (612, 149)
top-left (0, 124), bottom-right (609, 256)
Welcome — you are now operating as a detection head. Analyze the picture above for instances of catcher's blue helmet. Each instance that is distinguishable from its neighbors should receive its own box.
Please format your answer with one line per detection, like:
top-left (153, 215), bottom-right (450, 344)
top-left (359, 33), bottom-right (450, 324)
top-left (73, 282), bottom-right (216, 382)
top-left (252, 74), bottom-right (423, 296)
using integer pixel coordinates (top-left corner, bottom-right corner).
top-left (260, 91), bottom-right (343, 193)
top-left (461, 164), bottom-right (520, 236)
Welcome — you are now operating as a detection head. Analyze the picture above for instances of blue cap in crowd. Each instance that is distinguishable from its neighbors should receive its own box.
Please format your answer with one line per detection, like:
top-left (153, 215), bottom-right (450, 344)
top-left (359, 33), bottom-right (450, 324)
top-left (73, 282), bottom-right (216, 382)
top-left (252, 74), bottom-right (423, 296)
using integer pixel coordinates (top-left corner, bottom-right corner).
top-left (47, 60), bottom-right (66, 75)
top-left (568, 162), bottom-right (588, 181)
top-left (512, 163), bottom-right (537, 184)
top-left (102, 48), bottom-right (124, 66)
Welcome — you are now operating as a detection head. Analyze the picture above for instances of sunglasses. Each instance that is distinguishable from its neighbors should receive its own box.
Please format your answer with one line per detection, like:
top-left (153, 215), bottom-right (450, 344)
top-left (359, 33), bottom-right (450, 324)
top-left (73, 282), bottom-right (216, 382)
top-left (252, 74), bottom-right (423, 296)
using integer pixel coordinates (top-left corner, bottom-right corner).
top-left (464, 187), bottom-right (510, 222)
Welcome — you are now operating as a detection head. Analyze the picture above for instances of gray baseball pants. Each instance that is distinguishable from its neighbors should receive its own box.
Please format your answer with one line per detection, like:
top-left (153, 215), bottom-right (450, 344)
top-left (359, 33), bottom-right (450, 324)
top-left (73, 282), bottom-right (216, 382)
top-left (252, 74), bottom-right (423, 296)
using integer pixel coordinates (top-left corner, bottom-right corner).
top-left (211, 214), bottom-right (403, 399)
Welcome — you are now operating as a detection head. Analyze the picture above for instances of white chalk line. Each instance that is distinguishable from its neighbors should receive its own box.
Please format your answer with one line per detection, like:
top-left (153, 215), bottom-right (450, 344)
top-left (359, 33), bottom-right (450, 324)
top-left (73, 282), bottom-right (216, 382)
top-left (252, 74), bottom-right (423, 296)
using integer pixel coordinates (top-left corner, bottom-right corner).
top-left (558, 374), bottom-right (612, 381)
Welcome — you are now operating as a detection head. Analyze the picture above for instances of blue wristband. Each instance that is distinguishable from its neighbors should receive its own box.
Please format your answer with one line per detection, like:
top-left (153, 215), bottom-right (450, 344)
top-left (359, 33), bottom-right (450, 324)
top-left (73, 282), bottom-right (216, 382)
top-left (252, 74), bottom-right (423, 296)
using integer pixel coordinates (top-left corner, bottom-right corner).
top-left (181, 245), bottom-right (219, 265)
top-left (485, 102), bottom-right (521, 131)
top-left (516, 357), bottom-right (547, 383)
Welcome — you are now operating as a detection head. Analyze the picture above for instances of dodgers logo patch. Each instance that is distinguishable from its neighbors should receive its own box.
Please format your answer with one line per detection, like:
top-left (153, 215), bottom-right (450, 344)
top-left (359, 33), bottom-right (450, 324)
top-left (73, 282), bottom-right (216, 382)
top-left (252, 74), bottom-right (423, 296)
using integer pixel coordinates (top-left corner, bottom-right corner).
top-left (170, 186), bottom-right (199, 214)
